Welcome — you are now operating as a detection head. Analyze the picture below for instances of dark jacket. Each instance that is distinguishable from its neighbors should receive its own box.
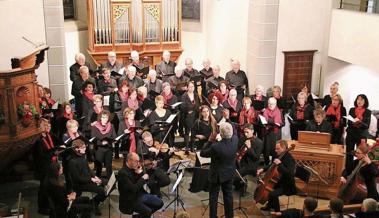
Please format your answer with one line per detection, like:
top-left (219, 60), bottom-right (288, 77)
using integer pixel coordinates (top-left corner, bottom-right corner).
top-left (156, 60), bottom-right (176, 80)
top-left (238, 136), bottom-right (263, 176)
top-left (268, 152), bottom-right (297, 195)
top-left (347, 107), bottom-right (371, 138)
top-left (305, 120), bottom-right (333, 134)
top-left (67, 153), bottom-right (95, 191)
top-left (118, 166), bottom-right (147, 214)
top-left (69, 62), bottom-right (93, 82)
top-left (200, 135), bottom-right (238, 183)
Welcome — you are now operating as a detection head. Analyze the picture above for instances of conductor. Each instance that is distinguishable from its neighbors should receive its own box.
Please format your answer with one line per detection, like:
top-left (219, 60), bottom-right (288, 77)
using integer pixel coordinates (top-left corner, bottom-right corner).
top-left (200, 122), bottom-right (238, 218)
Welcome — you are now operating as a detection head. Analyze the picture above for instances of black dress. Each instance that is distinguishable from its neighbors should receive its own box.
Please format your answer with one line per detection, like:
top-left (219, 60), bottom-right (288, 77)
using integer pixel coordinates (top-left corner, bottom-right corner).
top-left (148, 110), bottom-right (172, 144)
top-left (222, 100), bottom-right (242, 123)
top-left (181, 93), bottom-right (201, 147)
top-left (288, 104), bottom-right (314, 140)
top-left (210, 105), bottom-right (224, 122)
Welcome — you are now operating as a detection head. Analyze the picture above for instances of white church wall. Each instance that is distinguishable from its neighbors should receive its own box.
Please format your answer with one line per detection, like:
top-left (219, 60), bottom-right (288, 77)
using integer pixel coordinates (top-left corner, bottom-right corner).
top-left (274, 0), bottom-right (335, 95)
top-left (324, 57), bottom-right (379, 110)
top-left (0, 0), bottom-right (49, 86)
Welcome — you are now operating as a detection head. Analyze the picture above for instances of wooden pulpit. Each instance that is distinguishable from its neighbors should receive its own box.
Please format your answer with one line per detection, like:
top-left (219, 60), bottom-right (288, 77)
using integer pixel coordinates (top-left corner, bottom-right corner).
top-left (0, 46), bottom-right (48, 172)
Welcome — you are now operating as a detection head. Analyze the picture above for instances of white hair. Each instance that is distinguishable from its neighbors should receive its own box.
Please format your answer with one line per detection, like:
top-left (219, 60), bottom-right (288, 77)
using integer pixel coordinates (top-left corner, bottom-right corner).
top-left (128, 65), bottom-right (137, 73)
top-left (213, 65), bottom-right (220, 71)
top-left (108, 51), bottom-right (116, 57)
top-left (79, 65), bottom-right (89, 73)
top-left (131, 50), bottom-right (139, 61)
top-left (163, 50), bottom-right (170, 56)
top-left (174, 66), bottom-right (182, 73)
top-left (255, 85), bottom-right (264, 92)
top-left (137, 86), bottom-right (147, 96)
top-left (148, 69), bottom-right (157, 76)
top-left (185, 58), bottom-right (193, 65)
top-left (268, 97), bottom-right (277, 105)
top-left (220, 122), bottom-right (233, 139)
top-left (75, 53), bottom-right (85, 61)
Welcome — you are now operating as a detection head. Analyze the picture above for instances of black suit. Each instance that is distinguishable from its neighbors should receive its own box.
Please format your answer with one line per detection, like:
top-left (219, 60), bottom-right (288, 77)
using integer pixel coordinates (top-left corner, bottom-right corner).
top-left (305, 120), bottom-right (333, 135)
top-left (200, 135), bottom-right (238, 218)
top-left (266, 152), bottom-right (297, 212)
top-left (118, 165), bottom-right (163, 217)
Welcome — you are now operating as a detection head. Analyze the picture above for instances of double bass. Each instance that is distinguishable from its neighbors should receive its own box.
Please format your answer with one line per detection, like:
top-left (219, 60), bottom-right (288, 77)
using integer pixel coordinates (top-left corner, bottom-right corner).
top-left (337, 160), bottom-right (367, 204)
top-left (254, 144), bottom-right (295, 204)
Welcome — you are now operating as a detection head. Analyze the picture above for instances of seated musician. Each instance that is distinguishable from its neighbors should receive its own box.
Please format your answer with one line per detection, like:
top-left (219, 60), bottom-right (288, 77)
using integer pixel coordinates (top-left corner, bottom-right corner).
top-left (355, 198), bottom-right (379, 218)
top-left (325, 94), bottom-right (347, 144)
top-left (340, 144), bottom-right (379, 202)
top-left (262, 97), bottom-right (283, 165)
top-left (67, 139), bottom-right (106, 215)
top-left (44, 162), bottom-right (92, 218)
top-left (137, 131), bottom-right (172, 196)
top-left (97, 68), bottom-right (117, 96)
top-left (306, 107), bottom-right (333, 134)
top-left (118, 107), bottom-right (142, 154)
top-left (34, 118), bottom-right (60, 215)
top-left (257, 140), bottom-right (296, 212)
top-left (222, 88), bottom-right (242, 123)
top-left (191, 105), bottom-right (218, 151)
top-left (208, 91), bottom-right (224, 122)
top-left (181, 81), bottom-right (201, 150)
top-left (156, 50), bottom-right (176, 82)
top-left (91, 110), bottom-right (116, 179)
top-left (270, 197), bottom-right (318, 218)
top-left (288, 91), bottom-right (314, 140)
top-left (251, 85), bottom-right (268, 113)
top-left (234, 124), bottom-right (263, 191)
top-left (118, 152), bottom-right (164, 217)
top-left (238, 96), bottom-right (257, 135)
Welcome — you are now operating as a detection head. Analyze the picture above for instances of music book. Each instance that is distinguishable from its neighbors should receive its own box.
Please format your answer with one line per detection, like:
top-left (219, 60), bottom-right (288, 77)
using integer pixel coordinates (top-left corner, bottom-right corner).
top-left (118, 67), bottom-right (125, 75)
top-left (176, 81), bottom-right (188, 90)
top-left (286, 114), bottom-right (294, 121)
top-left (166, 113), bottom-right (178, 123)
top-left (291, 95), bottom-right (296, 103)
top-left (89, 137), bottom-right (96, 143)
top-left (343, 115), bottom-right (355, 122)
top-left (103, 95), bottom-right (110, 106)
top-left (148, 90), bottom-right (160, 99)
top-left (171, 171), bottom-right (183, 194)
top-left (259, 115), bottom-right (268, 125)
top-left (52, 101), bottom-right (59, 110)
top-left (170, 102), bottom-right (183, 108)
top-left (322, 105), bottom-right (326, 110)
top-left (115, 133), bottom-right (126, 141)
top-left (138, 66), bottom-right (150, 79)
top-left (105, 172), bottom-right (117, 196)
top-left (252, 100), bottom-right (265, 111)
top-left (64, 137), bottom-right (72, 145)
top-left (311, 93), bottom-right (319, 99)
top-left (196, 151), bottom-right (211, 165)
top-left (207, 80), bottom-right (219, 90)
top-left (167, 159), bottom-right (191, 174)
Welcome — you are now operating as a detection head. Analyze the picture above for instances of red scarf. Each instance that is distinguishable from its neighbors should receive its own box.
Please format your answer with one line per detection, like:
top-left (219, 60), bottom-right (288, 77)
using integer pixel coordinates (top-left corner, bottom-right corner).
top-left (239, 107), bottom-right (256, 126)
top-left (162, 91), bottom-right (174, 105)
top-left (220, 90), bottom-right (229, 103)
top-left (42, 133), bottom-right (57, 162)
top-left (118, 90), bottom-right (129, 102)
top-left (47, 98), bottom-right (56, 106)
top-left (93, 106), bottom-right (103, 115)
top-left (94, 121), bottom-right (112, 134)
top-left (84, 91), bottom-right (94, 101)
top-left (296, 104), bottom-right (306, 120)
top-left (355, 106), bottom-right (365, 120)
top-left (128, 98), bottom-right (139, 110)
top-left (125, 119), bottom-right (137, 153)
top-left (263, 106), bottom-right (283, 125)
top-left (63, 111), bottom-right (73, 120)
top-left (326, 104), bottom-right (341, 128)
top-left (227, 98), bottom-right (238, 111)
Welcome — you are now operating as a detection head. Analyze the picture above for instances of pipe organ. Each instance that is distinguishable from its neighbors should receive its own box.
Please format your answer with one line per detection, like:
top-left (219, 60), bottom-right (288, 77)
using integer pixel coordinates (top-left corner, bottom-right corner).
top-left (87, 0), bottom-right (182, 67)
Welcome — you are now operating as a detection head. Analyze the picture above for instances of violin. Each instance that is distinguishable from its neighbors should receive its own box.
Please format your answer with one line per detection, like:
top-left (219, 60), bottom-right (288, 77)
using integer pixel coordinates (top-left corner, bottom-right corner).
top-left (154, 141), bottom-right (170, 153)
top-left (236, 137), bottom-right (253, 164)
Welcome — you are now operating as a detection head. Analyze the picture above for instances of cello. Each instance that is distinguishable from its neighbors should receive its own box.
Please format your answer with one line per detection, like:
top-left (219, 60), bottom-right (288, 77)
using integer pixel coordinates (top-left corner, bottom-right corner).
top-left (337, 160), bottom-right (367, 204)
top-left (254, 143), bottom-right (295, 204)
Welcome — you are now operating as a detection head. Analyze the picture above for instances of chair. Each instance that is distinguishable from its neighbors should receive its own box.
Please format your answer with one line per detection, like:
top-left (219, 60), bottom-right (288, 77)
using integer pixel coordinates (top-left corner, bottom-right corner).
top-left (283, 164), bottom-right (312, 209)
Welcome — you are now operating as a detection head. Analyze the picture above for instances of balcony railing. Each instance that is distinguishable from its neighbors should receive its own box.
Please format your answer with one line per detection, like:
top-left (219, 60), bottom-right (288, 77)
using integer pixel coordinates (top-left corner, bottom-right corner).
top-left (340, 0), bottom-right (379, 13)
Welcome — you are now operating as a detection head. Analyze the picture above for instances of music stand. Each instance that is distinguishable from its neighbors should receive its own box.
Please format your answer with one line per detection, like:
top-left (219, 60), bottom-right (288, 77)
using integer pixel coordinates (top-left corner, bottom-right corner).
top-left (164, 160), bottom-right (190, 218)
top-left (104, 172), bottom-right (118, 218)
top-left (221, 169), bottom-right (248, 218)
top-left (302, 164), bottom-right (328, 201)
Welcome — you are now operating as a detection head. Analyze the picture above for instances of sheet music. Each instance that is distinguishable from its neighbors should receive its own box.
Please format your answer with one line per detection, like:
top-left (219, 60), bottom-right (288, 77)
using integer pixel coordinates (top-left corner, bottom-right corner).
top-left (89, 137), bottom-right (96, 143)
top-left (286, 114), bottom-right (294, 121)
top-left (115, 133), bottom-right (125, 141)
top-left (52, 101), bottom-right (59, 110)
top-left (170, 102), bottom-right (183, 108)
top-left (343, 115), bottom-right (355, 122)
top-left (105, 172), bottom-right (116, 196)
top-left (196, 151), bottom-right (211, 165)
top-left (166, 113), bottom-right (178, 124)
top-left (118, 67), bottom-right (125, 75)
top-left (322, 105), bottom-right (326, 110)
top-left (64, 138), bottom-right (72, 144)
top-left (103, 95), bottom-right (110, 106)
top-left (171, 172), bottom-right (183, 193)
top-left (259, 115), bottom-right (268, 125)
top-left (311, 93), bottom-right (319, 99)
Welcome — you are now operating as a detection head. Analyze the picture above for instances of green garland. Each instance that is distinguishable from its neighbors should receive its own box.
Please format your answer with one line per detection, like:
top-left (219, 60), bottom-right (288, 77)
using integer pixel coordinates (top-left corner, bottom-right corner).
top-left (17, 103), bottom-right (39, 117)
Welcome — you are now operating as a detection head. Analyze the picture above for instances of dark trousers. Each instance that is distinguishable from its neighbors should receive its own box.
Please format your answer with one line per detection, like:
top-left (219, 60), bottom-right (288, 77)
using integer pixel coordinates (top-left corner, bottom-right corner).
top-left (77, 183), bottom-right (106, 205)
top-left (68, 196), bottom-right (92, 218)
top-left (290, 122), bottom-right (306, 140)
top-left (267, 187), bottom-right (284, 212)
top-left (134, 193), bottom-right (164, 218)
top-left (38, 176), bottom-right (49, 211)
top-left (263, 131), bottom-right (280, 165)
top-left (209, 179), bottom-right (234, 218)
top-left (147, 168), bottom-right (171, 197)
top-left (331, 127), bottom-right (343, 144)
top-left (94, 147), bottom-right (113, 178)
top-left (345, 130), bottom-right (363, 169)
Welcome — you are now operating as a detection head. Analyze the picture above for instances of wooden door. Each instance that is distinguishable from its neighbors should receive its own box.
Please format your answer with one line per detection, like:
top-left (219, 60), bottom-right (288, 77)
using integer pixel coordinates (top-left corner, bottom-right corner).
top-left (282, 50), bottom-right (317, 100)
